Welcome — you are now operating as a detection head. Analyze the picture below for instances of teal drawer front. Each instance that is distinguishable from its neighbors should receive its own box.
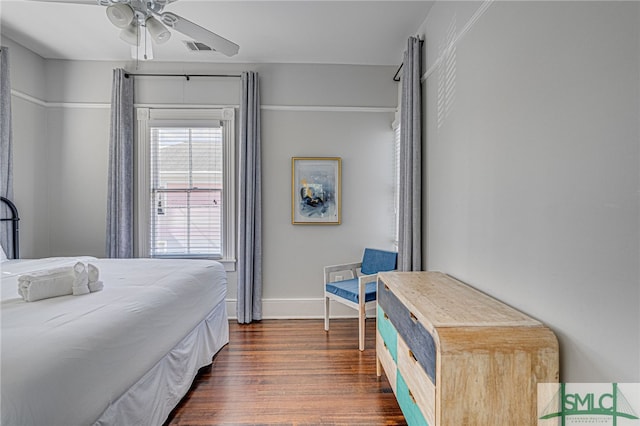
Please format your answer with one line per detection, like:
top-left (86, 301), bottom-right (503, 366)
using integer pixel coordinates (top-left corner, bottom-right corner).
top-left (377, 305), bottom-right (398, 362)
top-left (397, 373), bottom-right (429, 426)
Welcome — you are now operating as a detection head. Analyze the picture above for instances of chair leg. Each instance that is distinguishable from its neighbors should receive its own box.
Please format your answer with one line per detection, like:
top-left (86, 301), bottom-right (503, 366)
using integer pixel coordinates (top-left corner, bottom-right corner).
top-left (324, 296), bottom-right (330, 331)
top-left (358, 306), bottom-right (366, 351)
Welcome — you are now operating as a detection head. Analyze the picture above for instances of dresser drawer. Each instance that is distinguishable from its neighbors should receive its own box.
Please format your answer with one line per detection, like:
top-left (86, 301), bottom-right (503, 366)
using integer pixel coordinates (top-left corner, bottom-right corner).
top-left (398, 311), bottom-right (437, 383)
top-left (398, 336), bottom-right (435, 426)
top-left (376, 329), bottom-right (397, 394)
top-left (378, 280), bottom-right (437, 382)
top-left (397, 372), bottom-right (429, 426)
top-left (377, 305), bottom-right (398, 362)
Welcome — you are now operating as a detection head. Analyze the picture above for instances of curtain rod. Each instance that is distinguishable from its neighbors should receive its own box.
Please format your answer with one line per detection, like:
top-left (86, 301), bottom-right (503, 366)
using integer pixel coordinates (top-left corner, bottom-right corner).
top-left (393, 64), bottom-right (403, 82)
top-left (393, 38), bottom-right (424, 82)
top-left (124, 73), bottom-right (241, 80)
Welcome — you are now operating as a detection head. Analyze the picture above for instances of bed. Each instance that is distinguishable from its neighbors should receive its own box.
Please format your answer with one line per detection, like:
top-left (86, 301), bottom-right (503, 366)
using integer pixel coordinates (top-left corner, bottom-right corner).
top-left (0, 198), bottom-right (229, 425)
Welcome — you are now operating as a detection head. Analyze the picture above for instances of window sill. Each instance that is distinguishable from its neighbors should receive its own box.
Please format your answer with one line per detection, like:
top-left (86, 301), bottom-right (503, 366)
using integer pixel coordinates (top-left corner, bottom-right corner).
top-left (219, 258), bottom-right (236, 272)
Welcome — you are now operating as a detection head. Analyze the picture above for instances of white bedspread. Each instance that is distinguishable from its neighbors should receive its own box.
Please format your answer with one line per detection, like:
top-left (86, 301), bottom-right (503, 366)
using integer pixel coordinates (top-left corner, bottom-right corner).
top-left (1, 257), bottom-right (227, 426)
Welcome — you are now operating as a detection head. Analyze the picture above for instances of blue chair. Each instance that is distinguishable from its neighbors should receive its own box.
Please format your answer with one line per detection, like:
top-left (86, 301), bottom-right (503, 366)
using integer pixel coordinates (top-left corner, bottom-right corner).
top-left (324, 248), bottom-right (398, 351)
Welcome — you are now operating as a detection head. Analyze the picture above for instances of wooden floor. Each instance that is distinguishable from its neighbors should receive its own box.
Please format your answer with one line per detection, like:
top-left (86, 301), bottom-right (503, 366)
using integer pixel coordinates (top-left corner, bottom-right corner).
top-left (165, 318), bottom-right (407, 425)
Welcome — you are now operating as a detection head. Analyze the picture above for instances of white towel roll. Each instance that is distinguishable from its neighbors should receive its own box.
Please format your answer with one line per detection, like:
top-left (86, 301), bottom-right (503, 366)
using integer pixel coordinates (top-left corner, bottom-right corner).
top-left (87, 263), bottom-right (100, 283)
top-left (18, 262), bottom-right (91, 301)
top-left (18, 267), bottom-right (76, 302)
top-left (72, 262), bottom-right (89, 296)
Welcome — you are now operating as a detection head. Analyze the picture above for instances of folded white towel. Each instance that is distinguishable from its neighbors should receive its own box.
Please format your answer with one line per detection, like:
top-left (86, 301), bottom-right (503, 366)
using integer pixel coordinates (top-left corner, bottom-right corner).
top-left (86, 263), bottom-right (104, 293)
top-left (72, 262), bottom-right (89, 296)
top-left (18, 266), bottom-right (76, 302)
top-left (18, 262), bottom-right (90, 302)
top-left (19, 276), bottom-right (72, 301)
top-left (88, 263), bottom-right (100, 283)
top-left (89, 280), bottom-right (104, 293)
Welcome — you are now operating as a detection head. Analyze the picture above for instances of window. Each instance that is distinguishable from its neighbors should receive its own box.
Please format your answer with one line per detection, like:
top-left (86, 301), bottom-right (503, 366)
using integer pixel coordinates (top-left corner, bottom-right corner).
top-left (136, 108), bottom-right (235, 263)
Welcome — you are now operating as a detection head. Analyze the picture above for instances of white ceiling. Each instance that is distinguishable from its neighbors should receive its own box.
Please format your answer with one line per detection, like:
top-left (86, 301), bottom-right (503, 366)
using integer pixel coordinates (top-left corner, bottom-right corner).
top-left (0, 0), bottom-right (432, 65)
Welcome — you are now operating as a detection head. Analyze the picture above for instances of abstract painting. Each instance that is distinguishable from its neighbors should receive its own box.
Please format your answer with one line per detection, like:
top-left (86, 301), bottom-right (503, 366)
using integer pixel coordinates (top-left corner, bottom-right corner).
top-left (291, 157), bottom-right (341, 225)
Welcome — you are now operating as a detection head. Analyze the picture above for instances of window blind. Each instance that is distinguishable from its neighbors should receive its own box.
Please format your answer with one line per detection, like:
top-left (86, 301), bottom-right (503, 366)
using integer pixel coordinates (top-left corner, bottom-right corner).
top-left (149, 126), bottom-right (224, 258)
top-left (393, 121), bottom-right (401, 250)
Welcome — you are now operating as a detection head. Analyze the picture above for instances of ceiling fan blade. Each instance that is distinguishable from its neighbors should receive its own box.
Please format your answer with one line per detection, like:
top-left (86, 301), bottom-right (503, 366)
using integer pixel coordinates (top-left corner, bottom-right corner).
top-left (159, 12), bottom-right (239, 57)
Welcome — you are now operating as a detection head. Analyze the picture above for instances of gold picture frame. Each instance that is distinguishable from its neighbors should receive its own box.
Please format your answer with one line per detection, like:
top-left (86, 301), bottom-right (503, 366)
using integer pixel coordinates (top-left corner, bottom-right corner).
top-left (291, 157), bottom-right (341, 225)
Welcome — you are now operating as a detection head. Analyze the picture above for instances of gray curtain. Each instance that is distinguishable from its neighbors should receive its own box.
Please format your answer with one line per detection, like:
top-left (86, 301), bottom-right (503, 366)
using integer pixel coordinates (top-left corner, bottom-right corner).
top-left (237, 71), bottom-right (262, 323)
top-left (398, 36), bottom-right (422, 271)
top-left (0, 47), bottom-right (14, 258)
top-left (106, 69), bottom-right (134, 258)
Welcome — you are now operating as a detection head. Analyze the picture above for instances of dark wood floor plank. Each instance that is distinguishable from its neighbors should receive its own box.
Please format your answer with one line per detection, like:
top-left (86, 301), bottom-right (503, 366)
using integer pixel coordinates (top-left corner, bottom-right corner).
top-left (165, 318), bottom-right (406, 425)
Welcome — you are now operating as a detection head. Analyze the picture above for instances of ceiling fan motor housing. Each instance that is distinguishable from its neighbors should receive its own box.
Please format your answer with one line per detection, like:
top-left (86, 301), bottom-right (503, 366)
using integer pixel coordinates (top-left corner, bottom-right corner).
top-left (100, 0), bottom-right (239, 57)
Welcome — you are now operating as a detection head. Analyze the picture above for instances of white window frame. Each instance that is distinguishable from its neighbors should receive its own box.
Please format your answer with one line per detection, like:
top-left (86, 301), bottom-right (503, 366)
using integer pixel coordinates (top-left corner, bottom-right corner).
top-left (392, 110), bottom-right (401, 251)
top-left (135, 107), bottom-right (236, 270)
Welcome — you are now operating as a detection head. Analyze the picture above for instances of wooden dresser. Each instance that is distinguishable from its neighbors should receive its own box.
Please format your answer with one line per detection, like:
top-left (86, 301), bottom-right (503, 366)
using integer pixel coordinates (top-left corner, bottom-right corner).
top-left (376, 272), bottom-right (559, 426)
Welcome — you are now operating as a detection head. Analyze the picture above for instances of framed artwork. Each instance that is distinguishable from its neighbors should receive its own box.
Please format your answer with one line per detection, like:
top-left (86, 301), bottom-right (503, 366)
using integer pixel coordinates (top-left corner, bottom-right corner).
top-left (291, 157), bottom-right (341, 225)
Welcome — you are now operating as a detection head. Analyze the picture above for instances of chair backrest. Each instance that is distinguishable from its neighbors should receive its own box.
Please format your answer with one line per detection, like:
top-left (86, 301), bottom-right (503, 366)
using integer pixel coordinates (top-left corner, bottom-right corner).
top-left (361, 248), bottom-right (398, 275)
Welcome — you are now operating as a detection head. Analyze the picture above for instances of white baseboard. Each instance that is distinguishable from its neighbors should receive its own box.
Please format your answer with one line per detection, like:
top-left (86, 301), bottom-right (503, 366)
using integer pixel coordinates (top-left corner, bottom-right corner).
top-left (226, 298), bottom-right (376, 320)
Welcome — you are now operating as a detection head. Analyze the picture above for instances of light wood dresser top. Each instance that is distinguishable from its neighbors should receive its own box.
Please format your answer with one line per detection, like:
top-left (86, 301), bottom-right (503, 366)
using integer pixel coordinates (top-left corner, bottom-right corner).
top-left (378, 271), bottom-right (542, 329)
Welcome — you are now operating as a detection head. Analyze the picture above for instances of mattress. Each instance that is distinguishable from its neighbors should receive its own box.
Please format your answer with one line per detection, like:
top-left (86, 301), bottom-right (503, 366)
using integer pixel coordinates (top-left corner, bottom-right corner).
top-left (1, 257), bottom-right (228, 426)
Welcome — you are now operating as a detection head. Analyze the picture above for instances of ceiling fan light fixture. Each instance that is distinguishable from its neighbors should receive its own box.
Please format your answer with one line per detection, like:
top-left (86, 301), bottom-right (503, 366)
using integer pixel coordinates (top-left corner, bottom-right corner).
top-left (146, 16), bottom-right (171, 44)
top-left (119, 24), bottom-right (140, 46)
top-left (106, 3), bottom-right (135, 29)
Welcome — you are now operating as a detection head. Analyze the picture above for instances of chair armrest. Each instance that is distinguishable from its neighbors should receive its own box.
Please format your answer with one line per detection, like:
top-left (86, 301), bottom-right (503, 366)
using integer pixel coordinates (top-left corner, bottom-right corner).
top-left (359, 269), bottom-right (398, 289)
top-left (324, 262), bottom-right (362, 284)
top-left (358, 273), bottom-right (377, 285)
top-left (358, 273), bottom-right (378, 307)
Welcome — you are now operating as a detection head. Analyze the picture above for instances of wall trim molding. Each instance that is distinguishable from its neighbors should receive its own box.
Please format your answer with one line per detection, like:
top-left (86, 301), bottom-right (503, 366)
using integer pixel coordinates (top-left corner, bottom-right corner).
top-left (423, 0), bottom-right (494, 82)
top-left (262, 105), bottom-right (395, 113)
top-left (11, 90), bottom-right (395, 113)
top-left (10, 89), bottom-right (48, 107)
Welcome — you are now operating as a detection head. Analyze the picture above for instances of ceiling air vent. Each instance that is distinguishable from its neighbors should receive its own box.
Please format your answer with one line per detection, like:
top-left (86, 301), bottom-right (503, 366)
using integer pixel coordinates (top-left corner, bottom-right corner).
top-left (183, 41), bottom-right (215, 52)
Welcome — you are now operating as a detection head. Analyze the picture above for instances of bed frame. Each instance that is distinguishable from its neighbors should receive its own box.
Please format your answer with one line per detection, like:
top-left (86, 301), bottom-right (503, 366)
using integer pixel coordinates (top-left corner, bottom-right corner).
top-left (0, 196), bottom-right (19, 259)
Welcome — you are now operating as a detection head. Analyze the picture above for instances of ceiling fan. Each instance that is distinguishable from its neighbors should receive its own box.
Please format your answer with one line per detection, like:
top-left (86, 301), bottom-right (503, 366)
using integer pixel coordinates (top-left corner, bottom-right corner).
top-left (36, 0), bottom-right (239, 60)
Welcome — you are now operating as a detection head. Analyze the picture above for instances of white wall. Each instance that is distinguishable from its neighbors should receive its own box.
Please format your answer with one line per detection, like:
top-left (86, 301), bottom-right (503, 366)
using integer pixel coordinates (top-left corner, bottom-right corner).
top-left (419, 1), bottom-right (639, 382)
top-left (3, 38), bottom-right (50, 258)
top-left (7, 52), bottom-right (398, 318)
